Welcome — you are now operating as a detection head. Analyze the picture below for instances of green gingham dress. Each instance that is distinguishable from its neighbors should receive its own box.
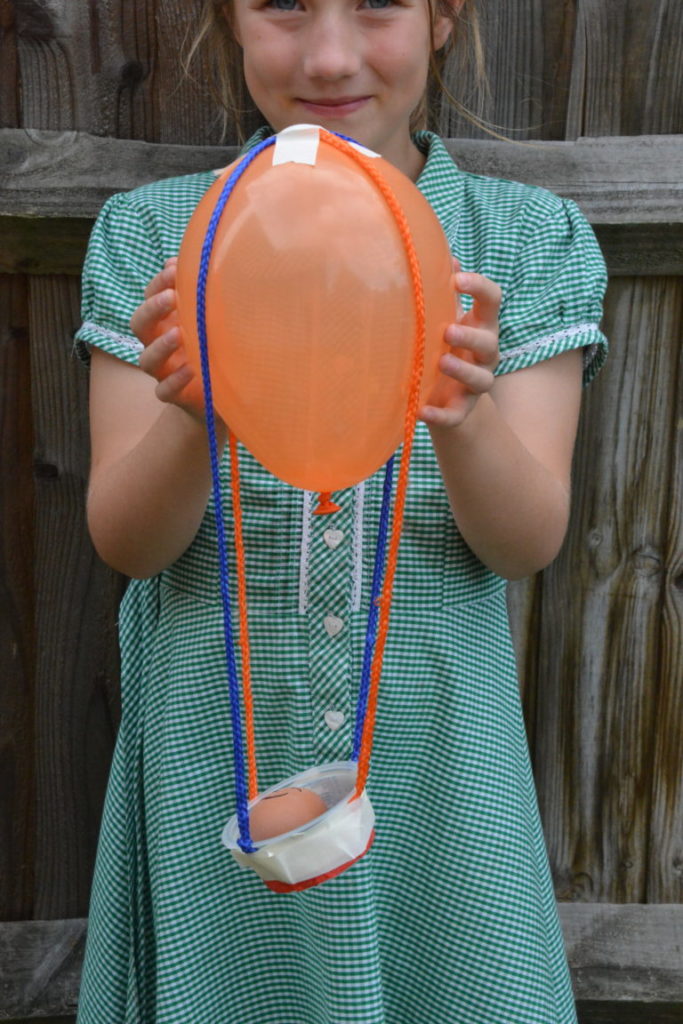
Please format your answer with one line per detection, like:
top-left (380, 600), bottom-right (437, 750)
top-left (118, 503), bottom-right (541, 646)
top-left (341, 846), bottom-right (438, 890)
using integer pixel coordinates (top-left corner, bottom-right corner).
top-left (75, 130), bottom-right (607, 1024)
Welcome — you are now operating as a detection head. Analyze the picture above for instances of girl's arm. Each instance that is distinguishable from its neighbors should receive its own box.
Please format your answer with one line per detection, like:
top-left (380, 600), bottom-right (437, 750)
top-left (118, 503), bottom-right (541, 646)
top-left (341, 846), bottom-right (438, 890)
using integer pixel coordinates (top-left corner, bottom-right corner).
top-left (87, 261), bottom-right (224, 578)
top-left (421, 271), bottom-right (583, 580)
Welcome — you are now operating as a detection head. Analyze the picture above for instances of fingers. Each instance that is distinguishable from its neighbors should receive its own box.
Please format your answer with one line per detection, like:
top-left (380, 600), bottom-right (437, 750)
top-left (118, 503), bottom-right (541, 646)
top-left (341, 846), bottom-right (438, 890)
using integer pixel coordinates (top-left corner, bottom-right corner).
top-left (142, 258), bottom-right (177, 301)
top-left (420, 267), bottom-right (501, 429)
top-left (444, 321), bottom-right (499, 373)
top-left (130, 288), bottom-right (176, 346)
top-left (455, 271), bottom-right (502, 331)
top-left (154, 362), bottom-right (196, 407)
top-left (439, 348), bottom-right (496, 395)
top-left (138, 325), bottom-right (182, 380)
top-left (131, 258), bottom-right (178, 345)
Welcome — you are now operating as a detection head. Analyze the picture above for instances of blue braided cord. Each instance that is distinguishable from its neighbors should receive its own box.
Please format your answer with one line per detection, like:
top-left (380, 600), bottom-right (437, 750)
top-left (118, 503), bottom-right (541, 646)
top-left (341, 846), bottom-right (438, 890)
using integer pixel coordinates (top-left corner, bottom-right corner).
top-left (352, 456), bottom-right (395, 761)
top-left (196, 135), bottom-right (275, 854)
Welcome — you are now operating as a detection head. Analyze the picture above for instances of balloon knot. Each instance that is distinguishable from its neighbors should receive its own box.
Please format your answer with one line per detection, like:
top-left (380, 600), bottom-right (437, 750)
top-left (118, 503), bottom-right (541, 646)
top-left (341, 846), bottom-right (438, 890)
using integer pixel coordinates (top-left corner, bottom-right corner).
top-left (314, 492), bottom-right (341, 516)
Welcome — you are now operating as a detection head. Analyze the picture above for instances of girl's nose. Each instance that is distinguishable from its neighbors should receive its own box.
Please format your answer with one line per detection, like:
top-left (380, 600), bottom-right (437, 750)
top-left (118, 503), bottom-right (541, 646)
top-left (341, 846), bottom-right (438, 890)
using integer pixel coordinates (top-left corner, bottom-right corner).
top-left (302, 16), bottom-right (363, 80)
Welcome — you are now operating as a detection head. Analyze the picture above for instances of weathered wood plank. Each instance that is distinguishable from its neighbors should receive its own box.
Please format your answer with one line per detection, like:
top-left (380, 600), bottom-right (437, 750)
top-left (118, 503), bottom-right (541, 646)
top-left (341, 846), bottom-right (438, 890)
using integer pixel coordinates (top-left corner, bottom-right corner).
top-left (2, 906), bottom-right (682, 1020)
top-left (563, 903), bottom-right (683, 1010)
top-left (439, 0), bottom-right (546, 140)
top-left (0, 275), bottom-right (36, 920)
top-left (2, 130), bottom-right (681, 223)
top-left (528, 277), bottom-right (682, 902)
top-left (639, 1), bottom-right (683, 135)
top-left (647, 277), bottom-right (683, 903)
top-left (0, 0), bottom-right (20, 129)
top-left (8, 0), bottom-right (230, 146)
top-left (0, 218), bottom-right (92, 276)
top-left (28, 277), bottom-right (123, 918)
top-left (0, 919), bottom-right (85, 1020)
top-left (566, 0), bottom-right (683, 139)
top-left (1, 131), bottom-right (682, 275)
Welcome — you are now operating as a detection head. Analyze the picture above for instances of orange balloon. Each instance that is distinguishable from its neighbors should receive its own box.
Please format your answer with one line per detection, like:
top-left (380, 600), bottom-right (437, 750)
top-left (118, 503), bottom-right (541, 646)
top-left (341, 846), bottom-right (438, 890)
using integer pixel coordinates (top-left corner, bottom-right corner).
top-left (176, 127), bottom-right (459, 492)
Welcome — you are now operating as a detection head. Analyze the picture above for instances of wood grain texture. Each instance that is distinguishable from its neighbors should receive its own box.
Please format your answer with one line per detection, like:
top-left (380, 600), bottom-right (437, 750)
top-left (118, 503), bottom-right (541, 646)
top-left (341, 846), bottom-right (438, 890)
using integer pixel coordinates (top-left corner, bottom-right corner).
top-left (0, 275), bottom-right (35, 921)
top-left (1, 130), bottom-right (682, 275)
top-left (28, 277), bottom-right (123, 918)
top-left (3, 130), bottom-right (681, 224)
top-left (9, 0), bottom-right (236, 144)
top-left (438, 0), bottom-right (553, 140)
top-left (0, 0), bottom-right (20, 128)
top-left (566, 0), bottom-right (683, 138)
top-left (525, 277), bottom-right (682, 903)
top-left (3, 906), bottom-right (682, 1020)
top-left (0, 217), bottom-right (92, 276)
top-left (0, 918), bottom-right (85, 1019)
top-left (647, 279), bottom-right (683, 902)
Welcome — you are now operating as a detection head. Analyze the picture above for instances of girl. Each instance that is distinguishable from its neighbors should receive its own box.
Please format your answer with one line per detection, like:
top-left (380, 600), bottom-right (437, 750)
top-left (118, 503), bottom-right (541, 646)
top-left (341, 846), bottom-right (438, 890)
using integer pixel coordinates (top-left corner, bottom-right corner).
top-left (76, 0), bottom-right (607, 1021)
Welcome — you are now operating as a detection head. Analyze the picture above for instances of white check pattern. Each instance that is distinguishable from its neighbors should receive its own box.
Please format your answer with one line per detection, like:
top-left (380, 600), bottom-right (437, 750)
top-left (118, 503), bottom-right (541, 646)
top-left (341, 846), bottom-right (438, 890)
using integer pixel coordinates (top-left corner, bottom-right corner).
top-left (75, 130), bottom-right (607, 1024)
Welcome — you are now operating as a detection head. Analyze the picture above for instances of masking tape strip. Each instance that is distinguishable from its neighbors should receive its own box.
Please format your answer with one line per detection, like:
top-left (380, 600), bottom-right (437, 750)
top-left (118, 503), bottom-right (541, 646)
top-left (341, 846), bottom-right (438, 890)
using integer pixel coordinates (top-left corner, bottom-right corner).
top-left (272, 124), bottom-right (382, 166)
top-left (273, 124), bottom-right (321, 165)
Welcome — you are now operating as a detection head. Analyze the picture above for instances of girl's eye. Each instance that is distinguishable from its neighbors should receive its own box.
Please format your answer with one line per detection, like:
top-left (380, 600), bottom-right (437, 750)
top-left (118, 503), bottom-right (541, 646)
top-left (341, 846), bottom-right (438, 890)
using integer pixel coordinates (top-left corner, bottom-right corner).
top-left (363, 0), bottom-right (394, 7)
top-left (267, 0), bottom-right (300, 9)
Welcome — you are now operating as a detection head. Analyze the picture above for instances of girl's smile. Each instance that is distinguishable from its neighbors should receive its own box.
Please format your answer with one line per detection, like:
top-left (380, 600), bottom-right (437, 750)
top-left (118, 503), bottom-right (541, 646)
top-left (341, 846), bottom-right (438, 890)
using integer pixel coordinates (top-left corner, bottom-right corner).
top-left (297, 95), bottom-right (372, 116)
top-left (229, 0), bottom-right (453, 179)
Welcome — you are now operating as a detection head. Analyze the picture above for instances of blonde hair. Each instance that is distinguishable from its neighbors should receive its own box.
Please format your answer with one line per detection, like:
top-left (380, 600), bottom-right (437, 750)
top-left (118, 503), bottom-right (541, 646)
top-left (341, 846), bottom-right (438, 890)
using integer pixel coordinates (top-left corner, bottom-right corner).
top-left (183, 0), bottom-right (488, 143)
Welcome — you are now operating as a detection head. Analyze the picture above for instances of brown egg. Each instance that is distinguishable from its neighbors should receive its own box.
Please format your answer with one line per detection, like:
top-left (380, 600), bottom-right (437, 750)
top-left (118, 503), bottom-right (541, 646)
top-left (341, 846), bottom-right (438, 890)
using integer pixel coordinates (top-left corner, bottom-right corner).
top-left (249, 786), bottom-right (328, 842)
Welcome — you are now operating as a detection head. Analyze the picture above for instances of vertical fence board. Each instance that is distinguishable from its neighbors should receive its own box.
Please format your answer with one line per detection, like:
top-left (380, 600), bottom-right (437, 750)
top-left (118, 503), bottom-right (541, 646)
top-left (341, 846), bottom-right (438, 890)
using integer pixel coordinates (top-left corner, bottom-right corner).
top-left (528, 278), bottom-right (681, 902)
top-left (0, 0), bottom-right (20, 127)
top-left (0, 275), bottom-right (35, 921)
top-left (439, 0), bottom-right (549, 139)
top-left (29, 277), bottom-right (122, 918)
top-left (10, 0), bottom-right (243, 145)
top-left (647, 279), bottom-right (683, 903)
top-left (639, 1), bottom-right (683, 134)
top-left (566, 0), bottom-right (683, 138)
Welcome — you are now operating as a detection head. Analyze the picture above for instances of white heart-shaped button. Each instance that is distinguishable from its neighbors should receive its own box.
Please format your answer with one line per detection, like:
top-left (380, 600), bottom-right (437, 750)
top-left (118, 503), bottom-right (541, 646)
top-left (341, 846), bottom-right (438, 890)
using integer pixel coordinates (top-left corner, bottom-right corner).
top-left (324, 710), bottom-right (346, 731)
top-left (323, 614), bottom-right (344, 637)
top-left (323, 529), bottom-right (345, 550)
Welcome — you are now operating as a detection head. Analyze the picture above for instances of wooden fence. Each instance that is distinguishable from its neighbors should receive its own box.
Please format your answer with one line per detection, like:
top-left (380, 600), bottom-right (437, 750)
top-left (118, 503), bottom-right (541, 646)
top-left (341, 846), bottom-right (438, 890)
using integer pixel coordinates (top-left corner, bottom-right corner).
top-left (1, 0), bottom-right (682, 1020)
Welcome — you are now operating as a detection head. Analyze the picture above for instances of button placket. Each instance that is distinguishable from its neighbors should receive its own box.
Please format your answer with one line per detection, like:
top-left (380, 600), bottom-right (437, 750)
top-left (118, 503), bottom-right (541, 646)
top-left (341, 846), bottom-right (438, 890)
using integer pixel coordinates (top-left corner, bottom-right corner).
top-left (305, 496), bottom-right (355, 762)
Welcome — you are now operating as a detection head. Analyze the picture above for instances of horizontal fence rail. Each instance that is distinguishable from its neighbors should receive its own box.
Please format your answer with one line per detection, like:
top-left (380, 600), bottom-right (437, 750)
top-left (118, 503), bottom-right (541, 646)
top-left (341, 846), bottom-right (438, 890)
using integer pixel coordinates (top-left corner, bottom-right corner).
top-left (1, 131), bottom-right (682, 275)
top-left (2, 906), bottom-right (683, 1023)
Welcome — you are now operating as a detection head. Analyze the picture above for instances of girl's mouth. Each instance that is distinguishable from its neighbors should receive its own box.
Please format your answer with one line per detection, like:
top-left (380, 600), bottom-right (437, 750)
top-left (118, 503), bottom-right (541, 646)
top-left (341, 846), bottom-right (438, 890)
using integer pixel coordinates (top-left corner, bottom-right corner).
top-left (298, 96), bottom-right (370, 116)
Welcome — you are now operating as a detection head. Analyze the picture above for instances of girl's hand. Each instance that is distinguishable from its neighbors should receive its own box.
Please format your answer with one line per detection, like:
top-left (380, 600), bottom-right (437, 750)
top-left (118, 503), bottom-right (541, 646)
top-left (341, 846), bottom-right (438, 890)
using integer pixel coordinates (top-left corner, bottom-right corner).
top-left (132, 258), bottom-right (206, 422)
top-left (420, 263), bottom-right (502, 429)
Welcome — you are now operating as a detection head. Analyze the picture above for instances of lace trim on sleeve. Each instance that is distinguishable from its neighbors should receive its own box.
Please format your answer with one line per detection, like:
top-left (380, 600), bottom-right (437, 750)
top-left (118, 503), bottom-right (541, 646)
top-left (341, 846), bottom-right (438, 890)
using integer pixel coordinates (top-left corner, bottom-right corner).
top-left (79, 320), bottom-right (144, 354)
top-left (498, 322), bottom-right (600, 369)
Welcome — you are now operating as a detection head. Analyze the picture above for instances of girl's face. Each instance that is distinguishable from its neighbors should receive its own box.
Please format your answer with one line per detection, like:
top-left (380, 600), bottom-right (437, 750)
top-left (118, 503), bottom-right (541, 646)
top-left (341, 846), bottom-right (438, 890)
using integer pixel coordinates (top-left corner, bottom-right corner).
top-left (228, 0), bottom-right (453, 180)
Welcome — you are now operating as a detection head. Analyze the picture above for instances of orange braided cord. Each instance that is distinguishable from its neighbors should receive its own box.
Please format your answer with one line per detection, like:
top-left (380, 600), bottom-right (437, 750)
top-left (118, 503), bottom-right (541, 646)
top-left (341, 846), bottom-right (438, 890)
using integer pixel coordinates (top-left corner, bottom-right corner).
top-left (323, 134), bottom-right (427, 797)
top-left (229, 431), bottom-right (258, 801)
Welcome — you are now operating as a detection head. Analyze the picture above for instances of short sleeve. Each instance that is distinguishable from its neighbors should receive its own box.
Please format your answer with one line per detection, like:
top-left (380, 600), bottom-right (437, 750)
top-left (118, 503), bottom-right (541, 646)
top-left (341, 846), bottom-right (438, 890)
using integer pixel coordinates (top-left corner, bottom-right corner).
top-left (74, 191), bottom-right (166, 367)
top-left (496, 198), bottom-right (608, 385)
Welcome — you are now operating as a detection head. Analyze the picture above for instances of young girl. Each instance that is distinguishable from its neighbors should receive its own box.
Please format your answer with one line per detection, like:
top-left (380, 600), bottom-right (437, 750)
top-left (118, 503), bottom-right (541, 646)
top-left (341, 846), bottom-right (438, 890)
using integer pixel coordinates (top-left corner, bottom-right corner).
top-left (76, 0), bottom-right (607, 1020)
